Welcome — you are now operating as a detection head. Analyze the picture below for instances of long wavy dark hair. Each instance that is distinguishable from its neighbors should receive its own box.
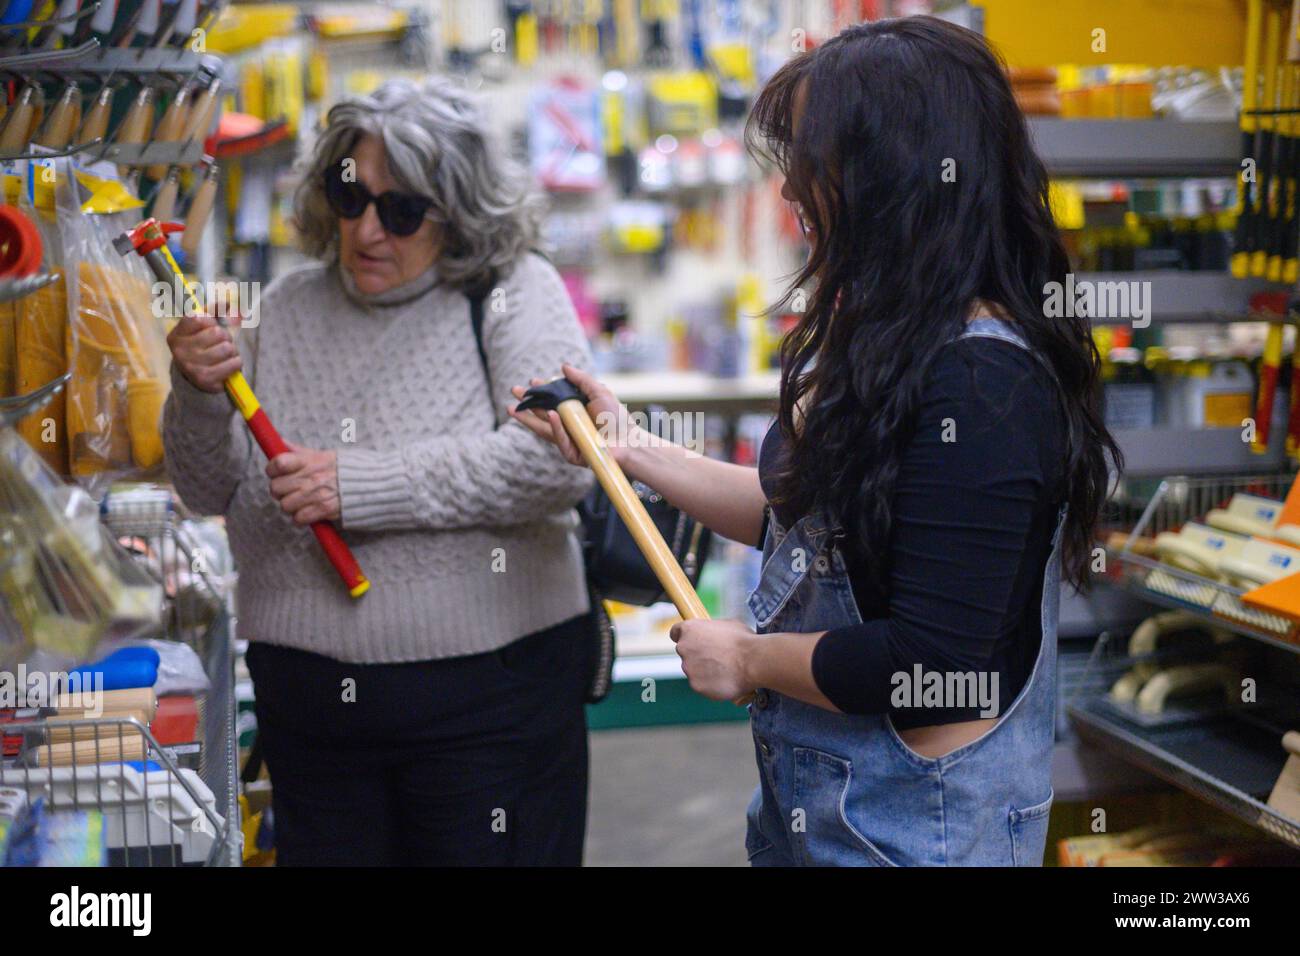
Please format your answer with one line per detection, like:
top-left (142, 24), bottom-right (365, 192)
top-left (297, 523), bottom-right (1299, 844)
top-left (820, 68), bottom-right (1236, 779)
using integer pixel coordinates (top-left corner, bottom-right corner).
top-left (747, 16), bottom-right (1119, 591)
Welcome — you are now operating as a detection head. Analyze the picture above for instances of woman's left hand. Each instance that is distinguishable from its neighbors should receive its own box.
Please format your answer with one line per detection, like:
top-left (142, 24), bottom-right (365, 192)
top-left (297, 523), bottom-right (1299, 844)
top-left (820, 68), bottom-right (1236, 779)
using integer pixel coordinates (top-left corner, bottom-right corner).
top-left (267, 442), bottom-right (342, 525)
top-left (670, 618), bottom-right (757, 701)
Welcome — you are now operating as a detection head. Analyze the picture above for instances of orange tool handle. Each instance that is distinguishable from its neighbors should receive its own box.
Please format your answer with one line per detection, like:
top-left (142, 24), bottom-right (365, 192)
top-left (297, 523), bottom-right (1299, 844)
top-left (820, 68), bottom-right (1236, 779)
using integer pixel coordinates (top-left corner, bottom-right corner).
top-left (241, 396), bottom-right (369, 598)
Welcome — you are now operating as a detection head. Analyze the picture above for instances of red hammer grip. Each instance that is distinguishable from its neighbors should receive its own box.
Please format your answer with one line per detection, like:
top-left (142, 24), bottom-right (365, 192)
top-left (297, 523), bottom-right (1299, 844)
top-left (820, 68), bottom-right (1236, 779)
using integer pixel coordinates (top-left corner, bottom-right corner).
top-left (247, 407), bottom-right (370, 598)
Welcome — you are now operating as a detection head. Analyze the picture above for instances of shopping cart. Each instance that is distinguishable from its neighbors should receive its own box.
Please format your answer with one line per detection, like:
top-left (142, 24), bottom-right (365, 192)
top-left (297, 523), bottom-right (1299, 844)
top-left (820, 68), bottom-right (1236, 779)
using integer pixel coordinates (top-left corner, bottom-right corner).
top-left (0, 485), bottom-right (241, 866)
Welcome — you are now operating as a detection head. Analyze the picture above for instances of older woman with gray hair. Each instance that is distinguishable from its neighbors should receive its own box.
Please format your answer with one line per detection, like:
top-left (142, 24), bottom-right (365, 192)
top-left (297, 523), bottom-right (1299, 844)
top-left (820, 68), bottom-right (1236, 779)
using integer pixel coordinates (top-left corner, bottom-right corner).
top-left (161, 77), bottom-right (596, 866)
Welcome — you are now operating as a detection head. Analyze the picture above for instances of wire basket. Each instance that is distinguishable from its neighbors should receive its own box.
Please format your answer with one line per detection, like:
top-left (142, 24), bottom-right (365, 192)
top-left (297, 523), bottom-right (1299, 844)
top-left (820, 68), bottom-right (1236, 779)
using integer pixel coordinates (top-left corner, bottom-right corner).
top-left (1, 486), bottom-right (240, 867)
top-left (1100, 472), bottom-right (1300, 647)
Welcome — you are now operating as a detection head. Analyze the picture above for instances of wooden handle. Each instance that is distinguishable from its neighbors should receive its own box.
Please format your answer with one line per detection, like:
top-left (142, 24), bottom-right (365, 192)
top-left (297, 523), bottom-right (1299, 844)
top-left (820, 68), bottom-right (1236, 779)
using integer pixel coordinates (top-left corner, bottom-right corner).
top-left (556, 399), bottom-right (708, 620)
top-left (35, 84), bottom-right (79, 149)
top-left (35, 733), bottom-right (146, 767)
top-left (151, 168), bottom-right (180, 221)
top-left (116, 86), bottom-right (155, 177)
top-left (554, 397), bottom-right (753, 707)
top-left (183, 77), bottom-right (221, 142)
top-left (78, 85), bottom-right (115, 146)
top-left (181, 165), bottom-right (218, 259)
top-left (146, 86), bottom-right (189, 179)
top-left (116, 87), bottom-right (155, 145)
top-left (0, 87), bottom-right (35, 153)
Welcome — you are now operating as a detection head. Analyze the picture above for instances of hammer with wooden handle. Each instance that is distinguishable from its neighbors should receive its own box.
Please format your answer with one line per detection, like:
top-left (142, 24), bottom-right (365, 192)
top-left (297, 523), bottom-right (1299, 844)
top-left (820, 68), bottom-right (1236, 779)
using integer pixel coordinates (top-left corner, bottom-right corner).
top-left (517, 376), bottom-right (751, 706)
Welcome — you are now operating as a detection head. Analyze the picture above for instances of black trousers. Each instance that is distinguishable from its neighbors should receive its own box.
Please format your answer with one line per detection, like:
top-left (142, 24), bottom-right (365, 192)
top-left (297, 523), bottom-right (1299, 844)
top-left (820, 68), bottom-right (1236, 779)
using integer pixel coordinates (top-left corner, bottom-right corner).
top-left (244, 613), bottom-right (591, 866)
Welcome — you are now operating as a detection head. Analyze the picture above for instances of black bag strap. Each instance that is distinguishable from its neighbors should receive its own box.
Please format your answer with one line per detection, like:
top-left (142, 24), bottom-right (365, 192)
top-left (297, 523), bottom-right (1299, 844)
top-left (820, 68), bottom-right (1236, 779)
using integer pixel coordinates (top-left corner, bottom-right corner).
top-left (467, 273), bottom-right (497, 431)
top-left (466, 253), bottom-right (549, 431)
top-left (468, 290), bottom-right (491, 380)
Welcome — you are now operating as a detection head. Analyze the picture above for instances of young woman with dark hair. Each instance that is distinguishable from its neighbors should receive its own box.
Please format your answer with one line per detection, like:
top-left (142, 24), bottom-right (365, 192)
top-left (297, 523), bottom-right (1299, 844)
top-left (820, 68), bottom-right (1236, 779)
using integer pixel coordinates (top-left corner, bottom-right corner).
top-left (511, 16), bottom-right (1120, 867)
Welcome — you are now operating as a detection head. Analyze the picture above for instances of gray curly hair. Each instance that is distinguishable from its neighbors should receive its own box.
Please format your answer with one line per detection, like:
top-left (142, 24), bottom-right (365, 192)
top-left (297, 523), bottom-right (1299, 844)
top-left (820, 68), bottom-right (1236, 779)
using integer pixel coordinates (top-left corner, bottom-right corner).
top-left (293, 77), bottom-right (544, 290)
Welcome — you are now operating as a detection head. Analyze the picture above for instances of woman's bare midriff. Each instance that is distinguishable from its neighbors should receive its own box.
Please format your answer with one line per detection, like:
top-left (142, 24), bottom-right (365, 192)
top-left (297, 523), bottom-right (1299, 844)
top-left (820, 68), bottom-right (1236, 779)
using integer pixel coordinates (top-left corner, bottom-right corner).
top-left (898, 716), bottom-right (1000, 759)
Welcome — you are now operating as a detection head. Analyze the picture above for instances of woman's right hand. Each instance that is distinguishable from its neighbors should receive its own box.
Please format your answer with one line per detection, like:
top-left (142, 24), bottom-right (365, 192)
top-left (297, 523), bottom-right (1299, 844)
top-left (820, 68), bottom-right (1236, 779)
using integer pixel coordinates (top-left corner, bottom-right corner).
top-left (166, 313), bottom-right (241, 394)
top-left (508, 363), bottom-right (637, 468)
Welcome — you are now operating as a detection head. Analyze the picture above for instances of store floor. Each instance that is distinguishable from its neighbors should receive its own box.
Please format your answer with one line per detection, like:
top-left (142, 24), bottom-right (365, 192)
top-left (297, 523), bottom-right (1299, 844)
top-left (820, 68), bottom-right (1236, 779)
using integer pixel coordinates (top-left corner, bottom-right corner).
top-left (586, 722), bottom-right (754, 866)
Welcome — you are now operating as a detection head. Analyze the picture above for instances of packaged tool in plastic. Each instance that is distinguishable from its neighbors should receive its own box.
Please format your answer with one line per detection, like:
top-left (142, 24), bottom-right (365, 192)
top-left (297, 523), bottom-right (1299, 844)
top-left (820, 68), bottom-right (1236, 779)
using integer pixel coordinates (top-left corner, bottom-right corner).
top-left (0, 420), bottom-right (161, 671)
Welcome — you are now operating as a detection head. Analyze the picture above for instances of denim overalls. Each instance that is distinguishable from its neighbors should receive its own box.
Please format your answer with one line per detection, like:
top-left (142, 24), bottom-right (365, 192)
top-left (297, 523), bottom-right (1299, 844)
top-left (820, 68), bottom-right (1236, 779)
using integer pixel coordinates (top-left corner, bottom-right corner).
top-left (744, 317), bottom-right (1065, 867)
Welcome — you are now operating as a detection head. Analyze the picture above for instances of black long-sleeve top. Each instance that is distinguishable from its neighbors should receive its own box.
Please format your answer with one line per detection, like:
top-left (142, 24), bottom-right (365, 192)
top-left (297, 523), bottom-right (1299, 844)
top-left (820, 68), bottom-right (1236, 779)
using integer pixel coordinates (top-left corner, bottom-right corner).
top-left (757, 337), bottom-right (1068, 729)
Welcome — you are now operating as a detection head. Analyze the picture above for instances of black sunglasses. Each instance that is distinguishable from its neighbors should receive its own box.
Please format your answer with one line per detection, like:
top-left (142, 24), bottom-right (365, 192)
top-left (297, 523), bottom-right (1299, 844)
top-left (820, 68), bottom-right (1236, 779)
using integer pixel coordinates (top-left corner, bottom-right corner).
top-left (323, 172), bottom-right (436, 237)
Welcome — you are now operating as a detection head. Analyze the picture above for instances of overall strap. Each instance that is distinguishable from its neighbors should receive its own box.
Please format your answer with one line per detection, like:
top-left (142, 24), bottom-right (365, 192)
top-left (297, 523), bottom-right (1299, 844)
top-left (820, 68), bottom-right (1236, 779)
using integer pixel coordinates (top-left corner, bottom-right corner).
top-left (957, 315), bottom-right (1030, 351)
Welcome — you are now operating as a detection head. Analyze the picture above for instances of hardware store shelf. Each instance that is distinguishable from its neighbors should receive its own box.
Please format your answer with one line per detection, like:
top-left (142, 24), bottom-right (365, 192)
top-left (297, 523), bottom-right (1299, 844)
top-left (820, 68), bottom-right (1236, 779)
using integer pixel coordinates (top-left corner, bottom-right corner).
top-left (1067, 695), bottom-right (1300, 849)
top-left (1114, 428), bottom-right (1288, 476)
top-left (1030, 118), bottom-right (1241, 178)
top-left (1076, 271), bottom-right (1290, 325)
top-left (1097, 548), bottom-right (1300, 655)
top-left (0, 45), bottom-right (219, 83)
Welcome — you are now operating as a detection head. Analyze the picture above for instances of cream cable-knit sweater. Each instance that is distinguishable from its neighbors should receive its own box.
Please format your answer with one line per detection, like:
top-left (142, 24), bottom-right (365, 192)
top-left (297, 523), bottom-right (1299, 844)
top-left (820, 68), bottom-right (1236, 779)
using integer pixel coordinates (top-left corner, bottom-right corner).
top-left (162, 254), bottom-right (594, 663)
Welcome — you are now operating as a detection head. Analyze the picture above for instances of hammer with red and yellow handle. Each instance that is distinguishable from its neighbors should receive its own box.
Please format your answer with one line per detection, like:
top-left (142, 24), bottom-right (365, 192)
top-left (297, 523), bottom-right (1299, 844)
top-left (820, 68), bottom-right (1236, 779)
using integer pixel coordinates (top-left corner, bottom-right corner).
top-left (517, 376), bottom-right (751, 706)
top-left (114, 218), bottom-right (370, 598)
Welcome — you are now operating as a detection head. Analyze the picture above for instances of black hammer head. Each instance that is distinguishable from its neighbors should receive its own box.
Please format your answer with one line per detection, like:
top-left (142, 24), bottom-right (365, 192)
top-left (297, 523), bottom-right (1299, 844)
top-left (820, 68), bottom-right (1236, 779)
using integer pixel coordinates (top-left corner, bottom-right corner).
top-left (516, 376), bottom-right (584, 412)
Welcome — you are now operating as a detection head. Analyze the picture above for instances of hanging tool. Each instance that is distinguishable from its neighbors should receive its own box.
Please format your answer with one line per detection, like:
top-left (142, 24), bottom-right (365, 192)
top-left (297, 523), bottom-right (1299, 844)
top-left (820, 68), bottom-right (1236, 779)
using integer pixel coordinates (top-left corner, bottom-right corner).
top-left (0, 86), bottom-right (37, 154)
top-left (84, 0), bottom-right (118, 45)
top-left (1268, 59), bottom-right (1295, 280)
top-left (1285, 331), bottom-right (1300, 463)
top-left (180, 160), bottom-right (216, 260)
top-left (114, 85), bottom-right (155, 177)
top-left (111, 0), bottom-right (160, 47)
top-left (33, 82), bottom-right (79, 149)
top-left (1250, 292), bottom-right (1288, 453)
top-left (150, 166), bottom-right (179, 221)
top-left (35, 0), bottom-right (86, 48)
top-left (1282, 66), bottom-right (1300, 283)
top-left (517, 376), bottom-right (749, 706)
top-left (146, 82), bottom-right (189, 179)
top-left (113, 218), bottom-right (371, 598)
top-left (506, 1), bottom-right (538, 65)
top-left (1234, 0), bottom-right (1265, 278)
top-left (182, 75), bottom-right (220, 144)
top-left (1251, 4), bottom-right (1282, 278)
top-left (76, 83), bottom-right (115, 146)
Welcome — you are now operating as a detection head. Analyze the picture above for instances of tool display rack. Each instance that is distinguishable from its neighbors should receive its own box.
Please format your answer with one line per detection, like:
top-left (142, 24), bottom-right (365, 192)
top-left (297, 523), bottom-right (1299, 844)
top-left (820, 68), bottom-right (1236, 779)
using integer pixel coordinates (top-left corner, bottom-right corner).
top-left (1078, 469), bottom-right (1300, 849)
top-left (0, 39), bottom-right (220, 166)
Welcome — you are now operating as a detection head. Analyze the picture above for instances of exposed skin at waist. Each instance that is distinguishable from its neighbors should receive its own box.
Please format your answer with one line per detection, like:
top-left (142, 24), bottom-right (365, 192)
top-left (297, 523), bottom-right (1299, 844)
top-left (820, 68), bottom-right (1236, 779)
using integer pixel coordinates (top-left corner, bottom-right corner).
top-left (897, 716), bottom-right (1000, 759)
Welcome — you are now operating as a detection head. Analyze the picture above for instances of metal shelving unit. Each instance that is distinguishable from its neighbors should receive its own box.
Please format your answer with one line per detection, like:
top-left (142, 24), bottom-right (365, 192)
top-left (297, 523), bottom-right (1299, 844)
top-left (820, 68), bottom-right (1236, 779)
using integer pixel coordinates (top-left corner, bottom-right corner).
top-left (1077, 271), bottom-right (1289, 326)
top-left (1083, 471), bottom-right (1300, 842)
top-left (1099, 471), bottom-right (1300, 649)
top-left (1035, 108), bottom-right (1300, 829)
top-left (1031, 118), bottom-right (1242, 178)
top-left (1069, 696), bottom-right (1300, 848)
top-left (1115, 428), bottom-right (1288, 477)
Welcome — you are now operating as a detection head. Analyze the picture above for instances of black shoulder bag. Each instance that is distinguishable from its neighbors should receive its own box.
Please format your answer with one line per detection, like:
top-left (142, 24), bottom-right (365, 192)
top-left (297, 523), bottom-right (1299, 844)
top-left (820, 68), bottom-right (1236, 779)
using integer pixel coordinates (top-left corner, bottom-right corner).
top-left (466, 284), bottom-right (713, 703)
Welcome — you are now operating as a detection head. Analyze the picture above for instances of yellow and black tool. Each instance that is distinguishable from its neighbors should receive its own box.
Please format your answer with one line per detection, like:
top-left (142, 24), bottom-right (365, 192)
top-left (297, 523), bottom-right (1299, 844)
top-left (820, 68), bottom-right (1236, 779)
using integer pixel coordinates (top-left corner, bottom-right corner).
top-left (1267, 60), bottom-right (1295, 280)
top-left (1251, 5), bottom-right (1282, 278)
top-left (1234, 0), bottom-right (1266, 278)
